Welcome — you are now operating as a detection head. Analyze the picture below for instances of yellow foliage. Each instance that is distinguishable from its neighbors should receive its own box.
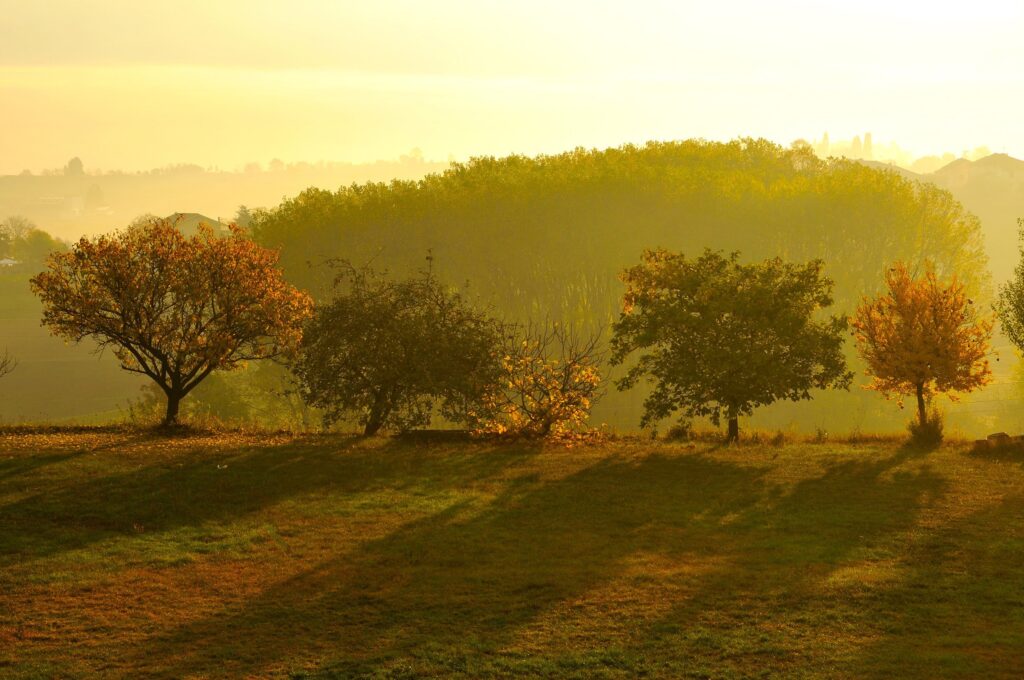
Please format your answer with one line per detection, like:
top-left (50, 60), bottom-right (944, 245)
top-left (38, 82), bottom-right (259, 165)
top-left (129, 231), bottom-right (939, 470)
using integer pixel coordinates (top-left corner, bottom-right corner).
top-left (851, 261), bottom-right (992, 410)
top-left (472, 327), bottom-right (603, 438)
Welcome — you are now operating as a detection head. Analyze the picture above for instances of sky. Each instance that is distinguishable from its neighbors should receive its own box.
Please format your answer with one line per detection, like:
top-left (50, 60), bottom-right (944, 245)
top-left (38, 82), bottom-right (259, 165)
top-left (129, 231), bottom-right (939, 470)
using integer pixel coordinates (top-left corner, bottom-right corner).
top-left (1, 0), bottom-right (1023, 174)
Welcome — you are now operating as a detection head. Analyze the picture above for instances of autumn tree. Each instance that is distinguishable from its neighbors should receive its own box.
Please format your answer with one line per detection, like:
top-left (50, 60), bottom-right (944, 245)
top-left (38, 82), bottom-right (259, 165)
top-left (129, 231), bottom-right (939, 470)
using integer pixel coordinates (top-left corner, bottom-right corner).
top-left (852, 261), bottom-right (992, 431)
top-left (611, 249), bottom-right (852, 441)
top-left (292, 263), bottom-right (504, 436)
top-left (472, 322), bottom-right (604, 437)
top-left (30, 217), bottom-right (312, 426)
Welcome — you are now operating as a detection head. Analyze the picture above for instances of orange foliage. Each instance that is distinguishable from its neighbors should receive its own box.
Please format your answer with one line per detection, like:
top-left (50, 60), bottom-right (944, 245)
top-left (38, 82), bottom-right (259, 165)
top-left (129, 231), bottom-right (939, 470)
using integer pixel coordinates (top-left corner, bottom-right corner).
top-left (30, 218), bottom-right (312, 424)
top-left (851, 261), bottom-right (992, 415)
top-left (472, 324), bottom-right (603, 437)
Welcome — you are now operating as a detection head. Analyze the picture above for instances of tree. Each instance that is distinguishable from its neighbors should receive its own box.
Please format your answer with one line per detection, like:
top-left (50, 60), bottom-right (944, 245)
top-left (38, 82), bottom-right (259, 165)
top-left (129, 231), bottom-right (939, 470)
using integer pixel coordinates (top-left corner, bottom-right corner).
top-left (1, 215), bottom-right (36, 240)
top-left (64, 157), bottom-right (84, 176)
top-left (472, 322), bottom-right (604, 437)
top-left (30, 217), bottom-right (312, 426)
top-left (234, 205), bottom-right (253, 231)
top-left (611, 249), bottom-right (852, 441)
top-left (13, 229), bottom-right (65, 265)
top-left (852, 261), bottom-right (992, 429)
top-left (251, 139), bottom-right (987, 436)
top-left (997, 220), bottom-right (1024, 354)
top-left (292, 263), bottom-right (504, 436)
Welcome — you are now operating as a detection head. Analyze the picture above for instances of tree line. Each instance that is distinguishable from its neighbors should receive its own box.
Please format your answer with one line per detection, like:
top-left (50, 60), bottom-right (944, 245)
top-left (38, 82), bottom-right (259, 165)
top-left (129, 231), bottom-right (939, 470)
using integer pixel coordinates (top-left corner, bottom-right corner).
top-left (8, 139), bottom-right (1016, 439)
top-left (21, 212), bottom-right (1019, 445)
top-left (248, 138), bottom-right (989, 433)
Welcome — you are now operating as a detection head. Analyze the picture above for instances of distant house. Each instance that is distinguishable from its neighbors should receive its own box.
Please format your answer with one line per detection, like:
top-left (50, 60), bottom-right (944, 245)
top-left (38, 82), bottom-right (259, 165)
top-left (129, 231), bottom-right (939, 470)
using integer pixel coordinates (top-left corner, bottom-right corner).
top-left (165, 212), bottom-right (230, 237)
top-left (0, 258), bottom-right (19, 267)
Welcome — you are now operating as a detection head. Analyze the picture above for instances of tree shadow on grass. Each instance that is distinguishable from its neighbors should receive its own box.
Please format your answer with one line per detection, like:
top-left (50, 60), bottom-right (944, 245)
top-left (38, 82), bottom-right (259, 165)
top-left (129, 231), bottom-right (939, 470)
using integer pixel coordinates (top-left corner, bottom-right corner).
top-left (848, 492), bottom-right (1024, 678)
top-left (0, 450), bottom-right (84, 483)
top-left (613, 451), bottom-right (949, 676)
top-left (0, 436), bottom-right (529, 567)
top-left (131, 451), bottom-right (771, 677)
top-left (128, 445), bottom-right (949, 679)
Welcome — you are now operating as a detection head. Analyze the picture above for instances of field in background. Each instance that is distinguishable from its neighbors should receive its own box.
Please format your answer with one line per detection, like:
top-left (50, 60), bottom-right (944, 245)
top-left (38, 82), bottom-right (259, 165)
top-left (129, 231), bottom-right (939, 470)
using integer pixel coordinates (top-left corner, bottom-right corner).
top-left (3, 430), bottom-right (1024, 678)
top-left (0, 278), bottom-right (144, 424)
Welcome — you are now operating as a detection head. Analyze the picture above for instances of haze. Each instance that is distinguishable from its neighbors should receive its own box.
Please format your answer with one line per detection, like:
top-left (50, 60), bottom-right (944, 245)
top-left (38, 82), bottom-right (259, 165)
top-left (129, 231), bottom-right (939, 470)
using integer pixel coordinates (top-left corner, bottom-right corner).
top-left (2, 0), bottom-right (1023, 174)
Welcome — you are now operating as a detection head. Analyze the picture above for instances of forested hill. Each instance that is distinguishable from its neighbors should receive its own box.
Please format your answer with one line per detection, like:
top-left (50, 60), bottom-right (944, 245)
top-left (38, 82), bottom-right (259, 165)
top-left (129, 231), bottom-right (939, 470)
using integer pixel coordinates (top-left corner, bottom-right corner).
top-left (254, 139), bottom-right (988, 322)
top-left (862, 153), bottom-right (1024, 281)
top-left (252, 139), bottom-right (994, 434)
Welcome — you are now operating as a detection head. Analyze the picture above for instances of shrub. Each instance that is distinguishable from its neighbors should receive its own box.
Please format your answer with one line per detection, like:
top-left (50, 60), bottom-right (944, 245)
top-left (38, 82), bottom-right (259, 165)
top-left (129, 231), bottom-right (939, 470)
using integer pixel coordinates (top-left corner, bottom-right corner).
top-left (664, 419), bottom-right (693, 442)
top-left (471, 322), bottom-right (604, 437)
top-left (907, 407), bottom-right (944, 448)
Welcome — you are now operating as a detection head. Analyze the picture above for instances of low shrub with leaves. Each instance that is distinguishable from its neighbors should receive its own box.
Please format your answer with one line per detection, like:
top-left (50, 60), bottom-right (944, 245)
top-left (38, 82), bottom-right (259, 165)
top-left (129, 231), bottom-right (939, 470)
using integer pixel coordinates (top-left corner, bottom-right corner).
top-left (908, 407), bottom-right (945, 448)
top-left (471, 323), bottom-right (604, 437)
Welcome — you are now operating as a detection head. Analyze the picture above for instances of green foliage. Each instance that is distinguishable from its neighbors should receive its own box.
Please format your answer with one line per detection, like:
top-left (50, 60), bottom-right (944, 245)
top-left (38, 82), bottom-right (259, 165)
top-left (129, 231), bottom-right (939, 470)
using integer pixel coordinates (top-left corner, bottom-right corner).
top-left (250, 139), bottom-right (989, 433)
top-left (611, 249), bottom-right (853, 437)
top-left (292, 263), bottom-right (504, 435)
top-left (908, 406), bottom-right (945, 448)
top-left (663, 419), bottom-right (693, 442)
top-left (996, 219), bottom-right (1024, 353)
top-left (252, 139), bottom-right (988, 312)
top-left (0, 216), bottom-right (66, 265)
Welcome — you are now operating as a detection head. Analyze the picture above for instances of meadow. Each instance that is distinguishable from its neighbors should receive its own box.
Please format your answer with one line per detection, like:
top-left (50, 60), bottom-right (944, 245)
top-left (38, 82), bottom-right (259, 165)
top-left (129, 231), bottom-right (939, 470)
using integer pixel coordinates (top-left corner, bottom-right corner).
top-left (3, 429), bottom-right (1024, 678)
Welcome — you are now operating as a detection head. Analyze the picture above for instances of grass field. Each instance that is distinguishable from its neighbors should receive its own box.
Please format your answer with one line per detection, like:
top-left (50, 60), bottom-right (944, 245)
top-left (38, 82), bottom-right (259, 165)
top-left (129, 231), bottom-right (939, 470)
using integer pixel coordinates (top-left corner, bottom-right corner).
top-left (3, 429), bottom-right (1024, 678)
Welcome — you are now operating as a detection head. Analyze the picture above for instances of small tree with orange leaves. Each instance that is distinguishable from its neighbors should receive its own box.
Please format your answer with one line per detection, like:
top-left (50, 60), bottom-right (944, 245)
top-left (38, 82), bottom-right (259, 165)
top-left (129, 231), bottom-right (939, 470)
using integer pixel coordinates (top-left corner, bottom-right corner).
top-left (471, 322), bottom-right (604, 437)
top-left (852, 261), bottom-right (992, 437)
top-left (30, 217), bottom-right (313, 426)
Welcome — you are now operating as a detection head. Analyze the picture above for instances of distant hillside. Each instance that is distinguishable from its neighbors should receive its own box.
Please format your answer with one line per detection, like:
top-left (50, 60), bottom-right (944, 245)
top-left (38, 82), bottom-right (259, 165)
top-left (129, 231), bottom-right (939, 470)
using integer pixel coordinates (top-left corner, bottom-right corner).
top-left (860, 153), bottom-right (1024, 281)
top-left (0, 158), bottom-right (448, 243)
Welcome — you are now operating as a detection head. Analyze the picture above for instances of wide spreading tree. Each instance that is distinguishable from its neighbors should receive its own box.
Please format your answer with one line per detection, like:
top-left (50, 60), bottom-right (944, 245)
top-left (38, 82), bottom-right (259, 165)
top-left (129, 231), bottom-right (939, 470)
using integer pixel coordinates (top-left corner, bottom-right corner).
top-left (293, 263), bottom-right (504, 436)
top-left (611, 249), bottom-right (852, 441)
top-left (852, 261), bottom-right (992, 433)
top-left (30, 217), bottom-right (312, 426)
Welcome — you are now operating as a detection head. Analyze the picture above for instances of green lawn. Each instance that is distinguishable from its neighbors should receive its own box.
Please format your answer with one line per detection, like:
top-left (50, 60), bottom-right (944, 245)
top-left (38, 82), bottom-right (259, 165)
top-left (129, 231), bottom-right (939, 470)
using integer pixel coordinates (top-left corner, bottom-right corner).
top-left (2, 429), bottom-right (1024, 678)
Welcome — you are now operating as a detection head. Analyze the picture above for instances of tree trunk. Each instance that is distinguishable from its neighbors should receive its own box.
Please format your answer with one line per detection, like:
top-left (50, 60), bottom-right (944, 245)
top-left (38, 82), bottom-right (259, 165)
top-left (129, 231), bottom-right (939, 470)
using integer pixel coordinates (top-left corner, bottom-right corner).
top-left (726, 415), bottom-right (739, 443)
top-left (363, 394), bottom-right (388, 437)
top-left (163, 391), bottom-right (182, 427)
top-left (916, 383), bottom-right (927, 426)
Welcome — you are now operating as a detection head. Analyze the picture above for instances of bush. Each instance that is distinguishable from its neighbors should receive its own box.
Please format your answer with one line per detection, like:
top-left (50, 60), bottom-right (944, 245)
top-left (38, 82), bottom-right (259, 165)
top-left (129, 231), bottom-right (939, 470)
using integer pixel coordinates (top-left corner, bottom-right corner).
top-left (664, 419), bottom-right (693, 442)
top-left (471, 322), bottom-right (604, 437)
top-left (908, 407), bottom-right (944, 448)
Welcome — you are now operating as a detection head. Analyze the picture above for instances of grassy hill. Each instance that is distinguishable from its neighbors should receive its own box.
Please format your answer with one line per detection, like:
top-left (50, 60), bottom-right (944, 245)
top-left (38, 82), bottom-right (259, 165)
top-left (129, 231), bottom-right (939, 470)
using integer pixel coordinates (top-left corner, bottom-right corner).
top-left (3, 430), bottom-right (1024, 678)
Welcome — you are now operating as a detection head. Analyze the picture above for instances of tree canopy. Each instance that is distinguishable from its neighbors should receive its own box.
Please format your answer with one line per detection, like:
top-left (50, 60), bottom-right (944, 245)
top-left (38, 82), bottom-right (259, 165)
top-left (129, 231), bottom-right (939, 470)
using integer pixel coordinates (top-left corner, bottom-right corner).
top-left (30, 217), bottom-right (312, 425)
top-left (247, 139), bottom-right (988, 432)
top-left (611, 249), bottom-right (852, 440)
top-left (292, 263), bottom-right (504, 435)
top-left (996, 220), bottom-right (1024, 354)
top-left (852, 261), bottom-right (992, 429)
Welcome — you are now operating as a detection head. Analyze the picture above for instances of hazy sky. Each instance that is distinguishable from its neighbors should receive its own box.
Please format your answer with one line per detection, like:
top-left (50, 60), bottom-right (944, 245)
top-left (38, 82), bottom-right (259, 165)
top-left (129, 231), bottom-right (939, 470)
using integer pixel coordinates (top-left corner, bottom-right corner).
top-left (2, 0), bottom-right (1022, 174)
